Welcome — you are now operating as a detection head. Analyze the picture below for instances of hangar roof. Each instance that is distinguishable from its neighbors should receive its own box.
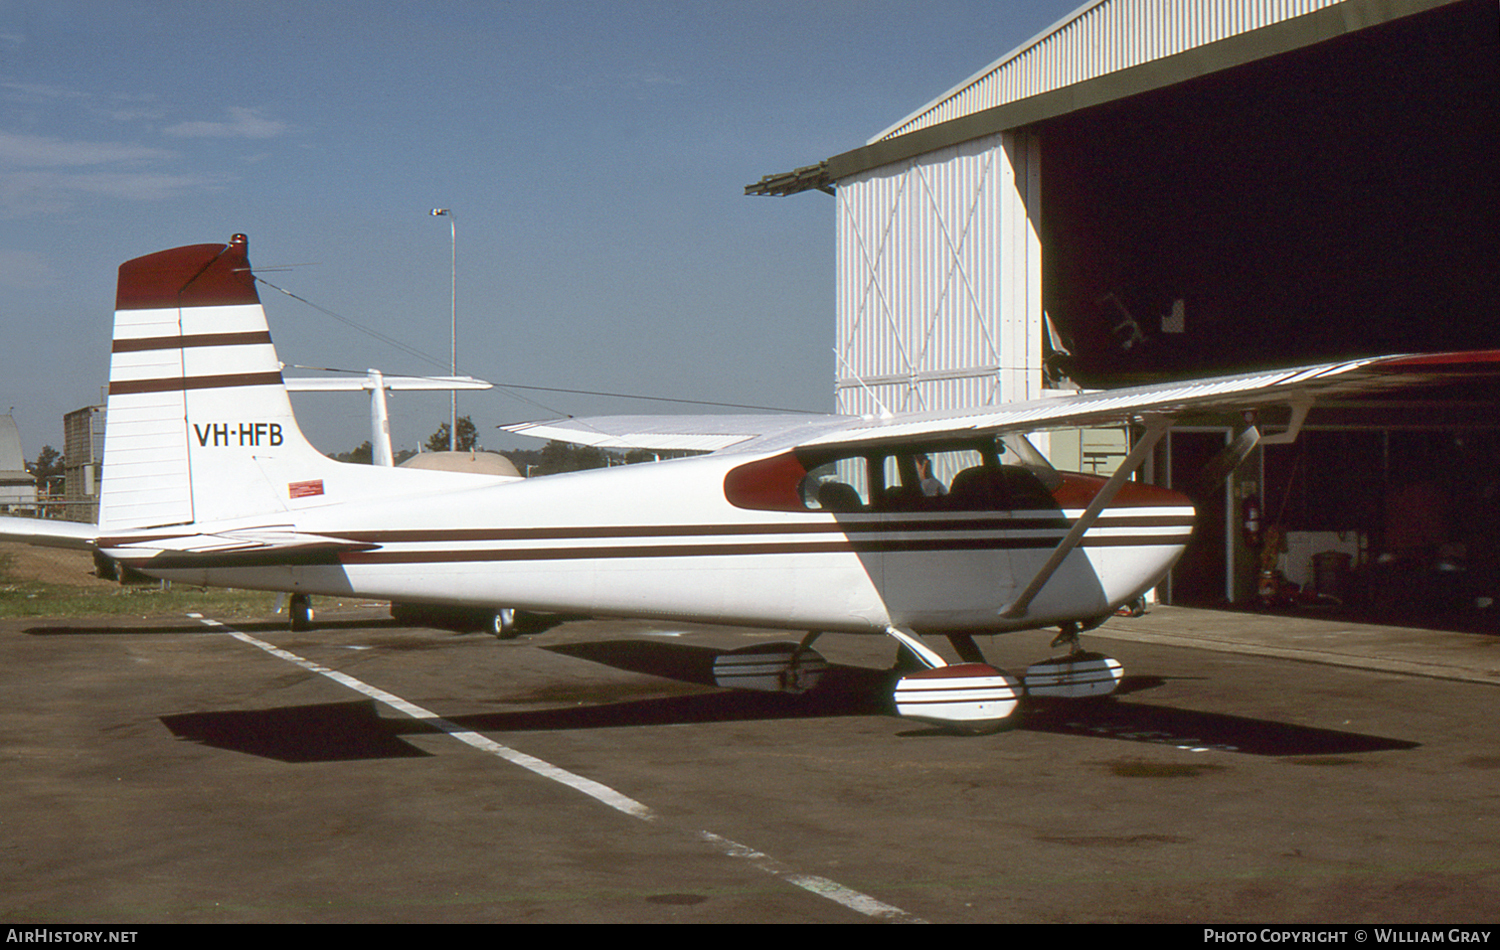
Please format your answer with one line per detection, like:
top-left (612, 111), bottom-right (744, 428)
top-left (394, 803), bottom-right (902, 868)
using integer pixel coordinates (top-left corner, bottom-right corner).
top-left (746, 0), bottom-right (1462, 197)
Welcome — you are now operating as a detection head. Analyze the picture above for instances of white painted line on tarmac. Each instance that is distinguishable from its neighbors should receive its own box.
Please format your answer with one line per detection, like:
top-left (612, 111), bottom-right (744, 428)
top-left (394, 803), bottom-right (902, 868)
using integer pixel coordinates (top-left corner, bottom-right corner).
top-left (192, 616), bottom-right (924, 923)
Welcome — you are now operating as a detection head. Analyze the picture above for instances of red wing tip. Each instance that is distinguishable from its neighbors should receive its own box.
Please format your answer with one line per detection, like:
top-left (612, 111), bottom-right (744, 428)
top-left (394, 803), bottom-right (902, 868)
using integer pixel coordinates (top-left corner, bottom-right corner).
top-left (1380, 350), bottom-right (1500, 369)
top-left (116, 234), bottom-right (258, 311)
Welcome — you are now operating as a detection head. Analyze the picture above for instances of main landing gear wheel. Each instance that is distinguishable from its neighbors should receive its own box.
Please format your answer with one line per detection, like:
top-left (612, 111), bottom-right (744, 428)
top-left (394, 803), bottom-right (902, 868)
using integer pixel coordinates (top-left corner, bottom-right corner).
top-left (892, 664), bottom-right (1022, 733)
top-left (288, 593), bottom-right (314, 631)
top-left (488, 608), bottom-right (518, 640)
top-left (712, 635), bottom-right (829, 694)
top-left (885, 627), bottom-right (1021, 732)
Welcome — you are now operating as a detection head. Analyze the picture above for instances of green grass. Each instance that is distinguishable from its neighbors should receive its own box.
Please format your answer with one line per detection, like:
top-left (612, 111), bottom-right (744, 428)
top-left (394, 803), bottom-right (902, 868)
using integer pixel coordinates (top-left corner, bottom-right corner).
top-left (0, 551), bottom-right (285, 619)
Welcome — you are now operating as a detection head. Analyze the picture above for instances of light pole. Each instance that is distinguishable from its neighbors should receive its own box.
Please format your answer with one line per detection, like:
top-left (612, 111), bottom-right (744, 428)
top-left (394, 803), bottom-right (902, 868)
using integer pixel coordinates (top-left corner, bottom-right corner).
top-left (430, 208), bottom-right (457, 451)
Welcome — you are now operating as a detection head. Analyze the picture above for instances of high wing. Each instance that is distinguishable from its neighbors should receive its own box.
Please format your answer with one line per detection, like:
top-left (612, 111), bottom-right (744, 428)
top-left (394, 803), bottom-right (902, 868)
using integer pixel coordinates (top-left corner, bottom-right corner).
top-left (503, 413), bottom-right (854, 454)
top-left (503, 350), bottom-right (1500, 454)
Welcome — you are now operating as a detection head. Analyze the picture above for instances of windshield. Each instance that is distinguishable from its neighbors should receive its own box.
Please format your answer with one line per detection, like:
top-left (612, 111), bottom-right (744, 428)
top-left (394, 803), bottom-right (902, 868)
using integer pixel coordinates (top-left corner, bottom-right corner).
top-left (999, 433), bottom-right (1055, 476)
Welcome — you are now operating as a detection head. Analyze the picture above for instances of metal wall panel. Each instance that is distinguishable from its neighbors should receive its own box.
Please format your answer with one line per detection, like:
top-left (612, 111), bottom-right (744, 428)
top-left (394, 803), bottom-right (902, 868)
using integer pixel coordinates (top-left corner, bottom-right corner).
top-left (834, 134), bottom-right (1010, 417)
top-left (835, 129), bottom-right (1046, 419)
top-left (874, 0), bottom-right (1342, 142)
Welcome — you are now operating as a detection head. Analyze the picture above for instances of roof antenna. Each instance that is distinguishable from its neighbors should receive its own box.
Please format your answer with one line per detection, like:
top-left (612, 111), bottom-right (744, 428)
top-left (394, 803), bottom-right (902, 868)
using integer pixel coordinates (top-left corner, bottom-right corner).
top-left (833, 348), bottom-right (893, 421)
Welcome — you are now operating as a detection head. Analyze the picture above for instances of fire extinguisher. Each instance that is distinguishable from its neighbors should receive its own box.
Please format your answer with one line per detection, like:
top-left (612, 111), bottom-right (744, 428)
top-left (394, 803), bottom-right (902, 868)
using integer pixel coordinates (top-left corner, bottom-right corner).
top-left (1242, 495), bottom-right (1263, 549)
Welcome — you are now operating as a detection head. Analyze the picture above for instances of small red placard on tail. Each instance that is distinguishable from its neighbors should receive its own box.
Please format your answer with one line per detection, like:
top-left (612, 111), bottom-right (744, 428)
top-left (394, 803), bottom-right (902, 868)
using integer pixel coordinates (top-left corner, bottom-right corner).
top-left (288, 479), bottom-right (324, 499)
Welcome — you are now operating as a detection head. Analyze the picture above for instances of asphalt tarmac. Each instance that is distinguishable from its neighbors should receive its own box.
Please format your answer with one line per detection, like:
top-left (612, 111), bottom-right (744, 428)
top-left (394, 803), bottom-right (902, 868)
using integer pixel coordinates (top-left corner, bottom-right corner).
top-left (3, 602), bottom-right (1498, 924)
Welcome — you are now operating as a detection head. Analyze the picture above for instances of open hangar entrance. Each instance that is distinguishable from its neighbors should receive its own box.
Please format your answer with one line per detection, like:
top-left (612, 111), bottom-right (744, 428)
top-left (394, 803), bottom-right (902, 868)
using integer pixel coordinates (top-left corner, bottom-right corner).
top-left (1040, 0), bottom-right (1499, 386)
top-left (1035, 0), bottom-right (1500, 616)
top-left (1153, 414), bottom-right (1500, 622)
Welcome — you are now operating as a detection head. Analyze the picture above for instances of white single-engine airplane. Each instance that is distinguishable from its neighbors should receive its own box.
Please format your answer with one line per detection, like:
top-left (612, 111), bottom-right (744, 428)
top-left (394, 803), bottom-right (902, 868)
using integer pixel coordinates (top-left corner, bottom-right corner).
top-left (4, 234), bottom-right (1498, 730)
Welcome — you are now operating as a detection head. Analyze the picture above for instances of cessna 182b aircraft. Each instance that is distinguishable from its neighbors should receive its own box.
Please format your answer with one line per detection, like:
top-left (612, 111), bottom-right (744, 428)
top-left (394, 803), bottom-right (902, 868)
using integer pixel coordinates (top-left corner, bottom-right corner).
top-left (3, 234), bottom-right (1498, 730)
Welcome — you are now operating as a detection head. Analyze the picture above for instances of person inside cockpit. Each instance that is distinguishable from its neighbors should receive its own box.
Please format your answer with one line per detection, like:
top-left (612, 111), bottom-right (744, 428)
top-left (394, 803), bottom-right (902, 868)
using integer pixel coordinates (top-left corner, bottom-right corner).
top-left (914, 454), bottom-right (947, 498)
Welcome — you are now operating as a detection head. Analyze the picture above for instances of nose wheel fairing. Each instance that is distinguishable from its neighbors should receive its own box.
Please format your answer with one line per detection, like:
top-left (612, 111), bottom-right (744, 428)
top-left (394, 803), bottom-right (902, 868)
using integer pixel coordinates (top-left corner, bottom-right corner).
top-left (1021, 651), bottom-right (1124, 699)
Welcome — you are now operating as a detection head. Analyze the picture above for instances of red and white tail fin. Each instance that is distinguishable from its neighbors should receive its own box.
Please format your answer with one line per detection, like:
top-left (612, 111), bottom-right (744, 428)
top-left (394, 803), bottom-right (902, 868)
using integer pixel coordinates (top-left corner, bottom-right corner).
top-left (101, 234), bottom-right (332, 530)
top-left (100, 234), bottom-right (485, 533)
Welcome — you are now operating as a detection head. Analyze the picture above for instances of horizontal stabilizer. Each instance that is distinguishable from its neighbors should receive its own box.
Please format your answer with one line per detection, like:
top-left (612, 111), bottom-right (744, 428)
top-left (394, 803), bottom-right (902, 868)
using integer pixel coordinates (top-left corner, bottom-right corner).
top-left (97, 527), bottom-right (380, 569)
top-left (284, 375), bottom-right (493, 393)
top-left (0, 516), bottom-right (98, 551)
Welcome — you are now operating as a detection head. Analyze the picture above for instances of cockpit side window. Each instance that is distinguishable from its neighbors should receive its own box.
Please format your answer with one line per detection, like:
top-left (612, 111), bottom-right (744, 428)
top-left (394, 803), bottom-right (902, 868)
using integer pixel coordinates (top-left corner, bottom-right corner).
top-left (800, 457), bottom-right (876, 511)
top-left (724, 435), bottom-right (1062, 513)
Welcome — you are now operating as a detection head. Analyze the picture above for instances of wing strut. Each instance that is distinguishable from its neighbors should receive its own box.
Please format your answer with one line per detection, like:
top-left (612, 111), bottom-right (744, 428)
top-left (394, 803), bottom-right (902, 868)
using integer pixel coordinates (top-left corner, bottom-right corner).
top-left (1259, 392), bottom-right (1313, 445)
top-left (1001, 414), bottom-right (1174, 620)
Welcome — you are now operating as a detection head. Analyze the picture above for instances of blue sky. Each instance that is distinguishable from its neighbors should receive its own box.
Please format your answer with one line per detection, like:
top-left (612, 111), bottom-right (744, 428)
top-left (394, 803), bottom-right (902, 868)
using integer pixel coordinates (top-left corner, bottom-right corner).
top-left (0, 0), bottom-right (1079, 460)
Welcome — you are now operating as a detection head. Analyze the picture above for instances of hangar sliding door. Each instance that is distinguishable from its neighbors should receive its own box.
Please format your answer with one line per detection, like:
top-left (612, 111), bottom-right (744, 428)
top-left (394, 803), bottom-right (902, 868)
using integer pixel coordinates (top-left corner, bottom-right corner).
top-left (833, 130), bottom-right (1042, 418)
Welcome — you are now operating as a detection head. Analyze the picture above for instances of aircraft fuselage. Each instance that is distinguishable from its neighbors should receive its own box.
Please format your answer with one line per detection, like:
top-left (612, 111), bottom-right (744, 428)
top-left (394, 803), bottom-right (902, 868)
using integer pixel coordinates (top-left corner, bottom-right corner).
top-left (111, 446), bottom-right (1194, 637)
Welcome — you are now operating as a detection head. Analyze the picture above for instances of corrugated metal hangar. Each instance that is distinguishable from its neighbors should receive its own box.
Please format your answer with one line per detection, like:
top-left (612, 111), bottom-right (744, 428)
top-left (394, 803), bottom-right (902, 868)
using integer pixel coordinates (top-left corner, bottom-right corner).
top-left (749, 0), bottom-right (1500, 615)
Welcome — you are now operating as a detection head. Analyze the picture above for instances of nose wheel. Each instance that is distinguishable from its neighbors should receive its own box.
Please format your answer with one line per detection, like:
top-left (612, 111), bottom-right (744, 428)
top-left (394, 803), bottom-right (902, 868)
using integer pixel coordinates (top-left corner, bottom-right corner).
top-left (1021, 622), bottom-right (1124, 699)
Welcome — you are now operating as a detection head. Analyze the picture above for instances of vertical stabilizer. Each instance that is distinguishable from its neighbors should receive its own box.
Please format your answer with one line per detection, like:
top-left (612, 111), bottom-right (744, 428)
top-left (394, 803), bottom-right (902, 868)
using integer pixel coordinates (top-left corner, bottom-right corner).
top-left (100, 234), bottom-right (330, 530)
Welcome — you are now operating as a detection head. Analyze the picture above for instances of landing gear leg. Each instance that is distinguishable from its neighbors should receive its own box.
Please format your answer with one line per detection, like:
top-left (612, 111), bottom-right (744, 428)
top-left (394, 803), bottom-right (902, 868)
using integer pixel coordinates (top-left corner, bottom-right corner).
top-left (946, 632), bottom-right (988, 664)
top-left (288, 593), bottom-right (314, 631)
top-left (1051, 621), bottom-right (1082, 652)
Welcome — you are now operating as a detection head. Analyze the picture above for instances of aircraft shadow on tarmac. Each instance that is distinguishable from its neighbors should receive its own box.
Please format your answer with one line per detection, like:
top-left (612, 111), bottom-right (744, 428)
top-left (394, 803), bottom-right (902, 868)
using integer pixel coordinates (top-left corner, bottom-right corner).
top-left (25, 617), bottom-right (399, 637)
top-left (161, 700), bottom-right (433, 763)
top-left (26, 612), bottom-right (576, 638)
top-left (157, 639), bottom-right (1418, 762)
